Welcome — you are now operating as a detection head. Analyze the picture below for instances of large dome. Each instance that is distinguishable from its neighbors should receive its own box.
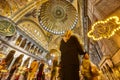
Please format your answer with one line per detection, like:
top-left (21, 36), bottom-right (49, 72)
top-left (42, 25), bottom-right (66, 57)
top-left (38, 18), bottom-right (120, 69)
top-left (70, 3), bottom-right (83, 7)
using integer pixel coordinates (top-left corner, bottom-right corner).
top-left (38, 0), bottom-right (78, 34)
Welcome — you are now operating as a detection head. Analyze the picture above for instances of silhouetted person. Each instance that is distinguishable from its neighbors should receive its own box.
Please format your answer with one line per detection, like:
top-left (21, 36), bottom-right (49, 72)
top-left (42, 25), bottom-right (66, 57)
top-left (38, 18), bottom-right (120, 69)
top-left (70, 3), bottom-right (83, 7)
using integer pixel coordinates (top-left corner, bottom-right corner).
top-left (81, 52), bottom-right (92, 80)
top-left (7, 54), bottom-right (23, 80)
top-left (81, 52), bottom-right (100, 80)
top-left (57, 62), bottom-right (62, 80)
top-left (5, 50), bottom-right (15, 68)
top-left (50, 57), bottom-right (58, 80)
top-left (59, 30), bottom-right (84, 80)
top-left (37, 63), bottom-right (45, 80)
top-left (28, 60), bottom-right (39, 80)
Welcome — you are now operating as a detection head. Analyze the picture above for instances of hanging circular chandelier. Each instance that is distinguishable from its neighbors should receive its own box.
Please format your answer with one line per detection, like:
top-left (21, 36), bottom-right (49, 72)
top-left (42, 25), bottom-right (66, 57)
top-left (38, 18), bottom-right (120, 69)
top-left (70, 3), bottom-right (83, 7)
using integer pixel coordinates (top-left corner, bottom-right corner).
top-left (38, 0), bottom-right (78, 34)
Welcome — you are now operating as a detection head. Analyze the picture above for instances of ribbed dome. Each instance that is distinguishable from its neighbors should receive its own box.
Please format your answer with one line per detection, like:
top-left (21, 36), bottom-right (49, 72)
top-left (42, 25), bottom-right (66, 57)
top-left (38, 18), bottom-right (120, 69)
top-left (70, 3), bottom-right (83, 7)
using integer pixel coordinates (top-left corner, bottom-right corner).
top-left (38, 0), bottom-right (78, 34)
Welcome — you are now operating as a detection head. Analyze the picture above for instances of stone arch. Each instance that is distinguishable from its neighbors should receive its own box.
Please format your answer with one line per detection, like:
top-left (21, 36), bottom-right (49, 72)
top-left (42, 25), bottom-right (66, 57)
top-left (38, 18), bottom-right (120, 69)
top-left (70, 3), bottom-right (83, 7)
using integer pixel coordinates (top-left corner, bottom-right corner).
top-left (17, 19), bottom-right (48, 48)
top-left (15, 35), bottom-right (23, 46)
top-left (22, 57), bottom-right (30, 67)
top-left (5, 50), bottom-right (15, 68)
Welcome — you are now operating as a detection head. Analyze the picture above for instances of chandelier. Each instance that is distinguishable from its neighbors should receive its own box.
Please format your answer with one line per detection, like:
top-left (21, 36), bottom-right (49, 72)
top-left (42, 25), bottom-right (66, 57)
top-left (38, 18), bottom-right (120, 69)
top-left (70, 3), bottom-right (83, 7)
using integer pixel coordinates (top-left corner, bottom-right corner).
top-left (87, 16), bottom-right (120, 40)
top-left (38, 0), bottom-right (78, 34)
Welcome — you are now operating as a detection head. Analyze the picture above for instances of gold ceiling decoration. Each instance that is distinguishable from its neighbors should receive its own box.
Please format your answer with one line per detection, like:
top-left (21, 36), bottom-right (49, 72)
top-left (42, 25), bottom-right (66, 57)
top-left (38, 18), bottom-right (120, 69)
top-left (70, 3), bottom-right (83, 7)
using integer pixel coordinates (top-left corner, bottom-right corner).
top-left (18, 19), bottom-right (48, 49)
top-left (87, 16), bottom-right (120, 40)
top-left (0, 16), bottom-right (16, 36)
top-left (38, 0), bottom-right (78, 34)
top-left (0, 0), bottom-right (11, 16)
top-left (0, 0), bottom-right (33, 17)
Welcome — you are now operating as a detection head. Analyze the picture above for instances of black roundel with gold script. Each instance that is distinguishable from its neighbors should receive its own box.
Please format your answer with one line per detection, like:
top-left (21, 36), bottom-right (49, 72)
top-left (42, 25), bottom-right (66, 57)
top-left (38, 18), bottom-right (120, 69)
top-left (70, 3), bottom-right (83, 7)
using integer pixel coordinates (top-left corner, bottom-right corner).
top-left (0, 16), bottom-right (16, 36)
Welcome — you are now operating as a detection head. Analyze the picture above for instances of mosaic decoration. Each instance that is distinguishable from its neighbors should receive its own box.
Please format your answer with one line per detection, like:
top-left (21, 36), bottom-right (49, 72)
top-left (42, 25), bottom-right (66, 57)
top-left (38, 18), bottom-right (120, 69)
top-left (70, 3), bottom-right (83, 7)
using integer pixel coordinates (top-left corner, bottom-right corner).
top-left (38, 0), bottom-right (78, 34)
top-left (87, 16), bottom-right (120, 40)
top-left (0, 16), bottom-right (16, 36)
top-left (18, 19), bottom-right (48, 49)
top-left (0, 0), bottom-right (34, 17)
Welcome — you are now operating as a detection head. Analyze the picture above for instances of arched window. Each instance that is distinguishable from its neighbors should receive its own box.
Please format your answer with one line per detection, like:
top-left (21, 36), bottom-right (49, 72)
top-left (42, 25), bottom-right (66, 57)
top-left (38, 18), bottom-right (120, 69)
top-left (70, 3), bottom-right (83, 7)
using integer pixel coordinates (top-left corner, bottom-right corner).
top-left (30, 44), bottom-right (35, 53)
top-left (25, 42), bottom-right (31, 51)
top-left (15, 35), bottom-right (23, 46)
top-left (22, 57), bottom-right (30, 67)
top-left (5, 50), bottom-right (15, 68)
top-left (20, 39), bottom-right (27, 48)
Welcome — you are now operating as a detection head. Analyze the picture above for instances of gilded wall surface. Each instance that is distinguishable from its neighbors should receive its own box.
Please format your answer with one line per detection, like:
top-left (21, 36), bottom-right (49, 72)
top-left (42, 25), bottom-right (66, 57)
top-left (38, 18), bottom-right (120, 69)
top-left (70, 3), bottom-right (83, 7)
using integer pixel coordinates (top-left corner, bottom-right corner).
top-left (86, 0), bottom-right (120, 79)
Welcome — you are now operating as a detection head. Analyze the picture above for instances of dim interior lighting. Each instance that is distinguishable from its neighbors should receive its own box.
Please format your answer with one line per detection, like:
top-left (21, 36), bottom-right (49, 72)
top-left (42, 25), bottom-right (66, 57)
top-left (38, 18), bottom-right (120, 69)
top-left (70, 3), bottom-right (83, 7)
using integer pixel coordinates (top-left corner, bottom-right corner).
top-left (87, 16), bottom-right (120, 40)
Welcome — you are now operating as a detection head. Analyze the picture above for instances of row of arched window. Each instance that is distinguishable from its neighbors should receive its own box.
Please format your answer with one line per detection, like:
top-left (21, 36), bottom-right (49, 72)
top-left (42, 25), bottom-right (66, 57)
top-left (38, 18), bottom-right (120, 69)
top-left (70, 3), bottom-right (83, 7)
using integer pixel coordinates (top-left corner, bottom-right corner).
top-left (101, 63), bottom-right (120, 80)
top-left (5, 32), bottom-right (44, 56)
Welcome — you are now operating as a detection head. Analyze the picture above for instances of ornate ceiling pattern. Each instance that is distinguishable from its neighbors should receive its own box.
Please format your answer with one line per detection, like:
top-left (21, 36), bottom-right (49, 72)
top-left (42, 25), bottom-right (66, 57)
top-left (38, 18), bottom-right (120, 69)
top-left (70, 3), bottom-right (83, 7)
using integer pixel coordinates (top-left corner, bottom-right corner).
top-left (17, 19), bottom-right (48, 49)
top-left (39, 0), bottom-right (78, 34)
top-left (0, 0), bottom-right (34, 17)
top-left (0, 0), bottom-right (80, 52)
top-left (0, 0), bottom-right (49, 50)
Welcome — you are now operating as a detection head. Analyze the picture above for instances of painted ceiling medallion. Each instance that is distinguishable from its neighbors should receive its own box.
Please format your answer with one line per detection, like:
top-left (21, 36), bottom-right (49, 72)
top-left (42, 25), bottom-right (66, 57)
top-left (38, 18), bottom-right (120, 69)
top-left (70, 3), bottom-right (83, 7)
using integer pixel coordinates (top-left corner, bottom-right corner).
top-left (38, 0), bottom-right (78, 34)
top-left (0, 16), bottom-right (16, 36)
top-left (87, 16), bottom-right (120, 40)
